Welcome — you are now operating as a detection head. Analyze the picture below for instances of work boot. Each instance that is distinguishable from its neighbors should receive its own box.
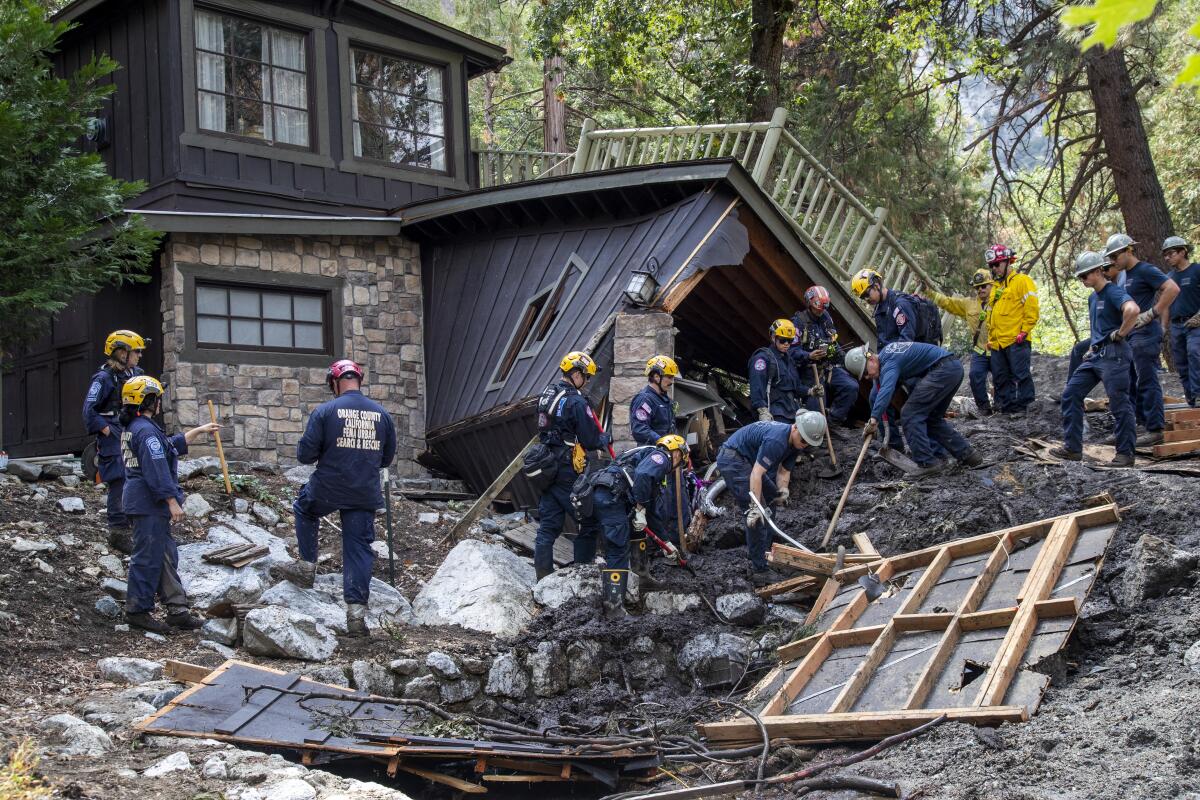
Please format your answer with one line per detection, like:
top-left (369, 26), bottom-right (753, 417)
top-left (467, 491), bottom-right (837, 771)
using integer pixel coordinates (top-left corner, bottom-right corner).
top-left (107, 526), bottom-right (133, 555)
top-left (346, 603), bottom-right (369, 636)
top-left (1135, 430), bottom-right (1164, 447)
top-left (750, 569), bottom-right (779, 588)
top-left (165, 610), bottom-right (204, 630)
top-left (1100, 434), bottom-right (1117, 446)
top-left (629, 538), bottom-right (663, 589)
top-left (906, 463), bottom-right (944, 480)
top-left (600, 569), bottom-right (628, 619)
top-left (1109, 453), bottom-right (1135, 467)
top-left (125, 611), bottom-right (169, 634)
top-left (269, 559), bottom-right (316, 588)
top-left (535, 565), bottom-right (553, 583)
top-left (1049, 446), bottom-right (1082, 461)
top-left (960, 449), bottom-right (984, 468)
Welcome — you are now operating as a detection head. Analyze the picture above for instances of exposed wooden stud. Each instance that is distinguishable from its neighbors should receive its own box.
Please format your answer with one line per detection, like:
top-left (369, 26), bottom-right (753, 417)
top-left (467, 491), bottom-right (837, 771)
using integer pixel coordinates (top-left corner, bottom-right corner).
top-left (776, 631), bottom-right (826, 661)
top-left (827, 622), bottom-right (898, 712)
top-left (762, 637), bottom-right (833, 716)
top-left (852, 532), bottom-right (879, 557)
top-left (164, 660), bottom-right (212, 684)
top-left (804, 579), bottom-right (841, 627)
top-left (697, 706), bottom-right (1029, 745)
top-left (768, 546), bottom-right (837, 576)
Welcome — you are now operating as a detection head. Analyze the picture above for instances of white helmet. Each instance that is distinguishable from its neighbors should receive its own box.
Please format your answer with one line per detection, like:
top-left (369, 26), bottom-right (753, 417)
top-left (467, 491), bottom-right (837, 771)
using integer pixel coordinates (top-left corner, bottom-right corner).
top-left (794, 410), bottom-right (827, 447)
top-left (844, 345), bottom-right (870, 379)
top-left (1162, 235), bottom-right (1190, 253)
top-left (1103, 232), bottom-right (1137, 258)
top-left (1073, 251), bottom-right (1108, 278)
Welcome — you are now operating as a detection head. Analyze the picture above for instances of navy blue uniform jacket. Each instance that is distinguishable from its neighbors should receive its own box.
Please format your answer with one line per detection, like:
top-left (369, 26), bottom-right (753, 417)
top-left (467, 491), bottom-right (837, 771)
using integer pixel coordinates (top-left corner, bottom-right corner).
top-left (537, 381), bottom-right (610, 451)
top-left (298, 390), bottom-right (397, 510)
top-left (723, 421), bottom-right (798, 478)
top-left (790, 309), bottom-right (841, 369)
top-left (83, 364), bottom-right (144, 457)
top-left (121, 415), bottom-right (187, 517)
top-left (868, 341), bottom-right (953, 421)
top-left (629, 386), bottom-right (675, 445)
top-left (748, 346), bottom-right (804, 419)
top-left (874, 292), bottom-right (918, 346)
top-left (1089, 283), bottom-right (1135, 345)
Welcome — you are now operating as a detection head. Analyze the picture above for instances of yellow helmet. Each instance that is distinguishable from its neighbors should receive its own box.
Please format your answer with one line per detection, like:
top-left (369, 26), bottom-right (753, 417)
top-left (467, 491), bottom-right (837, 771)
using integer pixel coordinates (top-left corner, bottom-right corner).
top-left (559, 351), bottom-right (597, 377)
top-left (104, 329), bottom-right (148, 356)
top-left (851, 268), bottom-right (883, 299)
top-left (769, 319), bottom-right (797, 340)
top-left (656, 434), bottom-right (687, 453)
top-left (971, 268), bottom-right (994, 287)
top-left (121, 375), bottom-right (164, 407)
top-left (645, 355), bottom-right (680, 378)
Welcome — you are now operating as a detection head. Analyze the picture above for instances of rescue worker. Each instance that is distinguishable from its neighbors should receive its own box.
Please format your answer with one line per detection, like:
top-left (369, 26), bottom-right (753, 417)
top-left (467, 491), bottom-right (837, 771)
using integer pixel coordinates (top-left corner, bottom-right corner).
top-left (1103, 232), bottom-right (1178, 445)
top-left (629, 355), bottom-right (691, 545)
top-left (1052, 251), bottom-right (1139, 466)
top-left (921, 269), bottom-right (995, 414)
top-left (119, 376), bottom-right (219, 633)
top-left (851, 268), bottom-right (917, 454)
top-left (845, 343), bottom-right (983, 478)
top-left (532, 351), bottom-right (611, 581)
top-left (749, 320), bottom-right (806, 423)
top-left (1163, 236), bottom-right (1200, 407)
top-left (715, 411), bottom-right (826, 583)
top-left (82, 330), bottom-right (147, 554)
top-left (984, 245), bottom-right (1040, 414)
top-left (269, 360), bottom-right (397, 636)
top-left (790, 285), bottom-right (859, 427)
top-left (589, 435), bottom-right (688, 617)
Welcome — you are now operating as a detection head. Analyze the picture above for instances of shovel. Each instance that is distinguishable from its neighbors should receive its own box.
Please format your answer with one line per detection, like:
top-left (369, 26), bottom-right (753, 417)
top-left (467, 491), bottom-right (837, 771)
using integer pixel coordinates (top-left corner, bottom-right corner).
top-left (811, 365), bottom-right (843, 479)
top-left (207, 400), bottom-right (235, 513)
top-left (821, 432), bottom-right (872, 550)
top-left (748, 491), bottom-right (813, 552)
top-left (877, 421), bottom-right (920, 473)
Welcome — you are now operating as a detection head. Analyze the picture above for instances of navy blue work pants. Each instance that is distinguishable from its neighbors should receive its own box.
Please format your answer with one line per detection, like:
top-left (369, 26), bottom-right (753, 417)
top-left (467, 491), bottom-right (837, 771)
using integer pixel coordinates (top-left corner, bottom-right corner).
top-left (104, 476), bottom-right (128, 528)
top-left (654, 467), bottom-right (691, 546)
top-left (534, 463), bottom-right (599, 573)
top-left (1170, 322), bottom-right (1200, 406)
top-left (991, 341), bottom-right (1034, 413)
top-left (126, 515), bottom-right (188, 615)
top-left (968, 353), bottom-right (993, 413)
top-left (1062, 343), bottom-right (1136, 455)
top-left (716, 448), bottom-right (776, 571)
top-left (294, 483), bottom-right (376, 605)
top-left (1068, 340), bottom-right (1090, 379)
top-left (591, 487), bottom-right (631, 570)
top-left (901, 358), bottom-right (972, 467)
top-left (1128, 324), bottom-right (1165, 431)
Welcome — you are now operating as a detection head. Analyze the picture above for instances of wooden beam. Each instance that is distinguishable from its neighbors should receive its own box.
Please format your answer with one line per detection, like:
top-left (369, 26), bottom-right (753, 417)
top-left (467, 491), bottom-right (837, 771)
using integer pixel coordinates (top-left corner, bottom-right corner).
top-left (776, 631), bottom-right (825, 661)
top-left (1165, 407), bottom-right (1200, 424)
top-left (756, 574), bottom-right (820, 599)
top-left (804, 577), bottom-right (841, 626)
top-left (1034, 596), bottom-right (1081, 618)
top-left (959, 607), bottom-right (1018, 632)
top-left (893, 613), bottom-right (956, 631)
top-left (697, 706), bottom-right (1029, 744)
top-left (1161, 428), bottom-right (1200, 443)
top-left (828, 624), bottom-right (887, 648)
top-left (768, 546), bottom-right (837, 576)
top-left (827, 621), bottom-right (897, 712)
top-left (164, 660), bottom-right (213, 684)
top-left (1152, 438), bottom-right (1200, 457)
top-left (761, 637), bottom-right (833, 716)
top-left (394, 764), bottom-right (487, 793)
top-left (444, 435), bottom-right (537, 544)
top-left (852, 532), bottom-right (879, 556)
top-left (897, 548), bottom-right (951, 614)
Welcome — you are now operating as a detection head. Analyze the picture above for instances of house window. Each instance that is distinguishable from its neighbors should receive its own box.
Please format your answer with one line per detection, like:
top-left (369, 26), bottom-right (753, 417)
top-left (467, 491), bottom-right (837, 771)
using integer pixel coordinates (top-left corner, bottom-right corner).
top-left (194, 9), bottom-right (310, 146)
top-left (350, 48), bottom-right (446, 171)
top-left (489, 254), bottom-right (590, 388)
top-left (195, 283), bottom-right (328, 352)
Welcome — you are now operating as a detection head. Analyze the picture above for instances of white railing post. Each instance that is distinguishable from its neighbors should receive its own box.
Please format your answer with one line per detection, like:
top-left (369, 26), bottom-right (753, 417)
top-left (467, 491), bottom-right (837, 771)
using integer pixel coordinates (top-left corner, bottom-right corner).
top-left (571, 118), bottom-right (597, 174)
top-left (848, 206), bottom-right (888, 276)
top-left (752, 107), bottom-right (788, 184)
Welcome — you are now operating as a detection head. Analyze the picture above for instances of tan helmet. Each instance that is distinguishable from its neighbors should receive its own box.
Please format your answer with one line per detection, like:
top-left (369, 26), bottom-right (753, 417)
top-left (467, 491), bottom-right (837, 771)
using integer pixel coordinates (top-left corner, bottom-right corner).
top-left (844, 345), bottom-right (871, 379)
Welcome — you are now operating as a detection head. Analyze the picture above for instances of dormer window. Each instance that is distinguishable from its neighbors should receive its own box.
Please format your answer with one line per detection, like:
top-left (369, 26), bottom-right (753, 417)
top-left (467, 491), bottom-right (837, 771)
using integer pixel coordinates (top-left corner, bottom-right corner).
top-left (350, 48), bottom-right (447, 171)
top-left (194, 10), bottom-right (310, 147)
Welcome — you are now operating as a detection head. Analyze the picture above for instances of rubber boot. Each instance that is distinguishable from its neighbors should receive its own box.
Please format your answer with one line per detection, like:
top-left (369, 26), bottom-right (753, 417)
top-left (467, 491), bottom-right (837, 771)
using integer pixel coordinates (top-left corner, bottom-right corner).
top-left (269, 559), bottom-right (316, 588)
top-left (629, 537), bottom-right (663, 589)
top-left (107, 526), bottom-right (134, 556)
top-left (125, 611), bottom-right (169, 634)
top-left (346, 603), bottom-right (369, 636)
top-left (601, 569), bottom-right (628, 619)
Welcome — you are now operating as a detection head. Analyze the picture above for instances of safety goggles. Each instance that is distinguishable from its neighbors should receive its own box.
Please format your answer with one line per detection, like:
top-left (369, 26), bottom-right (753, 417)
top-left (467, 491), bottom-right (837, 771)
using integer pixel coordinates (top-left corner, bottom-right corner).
top-left (775, 337), bottom-right (792, 346)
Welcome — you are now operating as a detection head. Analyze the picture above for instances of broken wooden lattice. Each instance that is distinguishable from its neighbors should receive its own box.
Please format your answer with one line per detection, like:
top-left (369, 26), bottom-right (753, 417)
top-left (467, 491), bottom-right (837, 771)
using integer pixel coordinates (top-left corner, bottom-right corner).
top-left (699, 503), bottom-right (1121, 745)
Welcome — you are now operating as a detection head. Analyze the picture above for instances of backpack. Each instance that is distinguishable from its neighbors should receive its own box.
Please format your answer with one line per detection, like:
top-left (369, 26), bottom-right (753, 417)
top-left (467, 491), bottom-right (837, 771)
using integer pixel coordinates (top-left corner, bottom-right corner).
top-left (523, 388), bottom-right (570, 490)
top-left (568, 447), bottom-right (653, 520)
top-left (899, 292), bottom-right (944, 346)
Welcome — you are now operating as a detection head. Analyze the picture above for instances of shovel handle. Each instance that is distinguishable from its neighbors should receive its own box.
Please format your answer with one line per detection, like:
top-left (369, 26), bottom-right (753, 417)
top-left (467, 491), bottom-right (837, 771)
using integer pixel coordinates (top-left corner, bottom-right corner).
top-left (812, 365), bottom-right (838, 469)
top-left (821, 432), bottom-right (872, 549)
top-left (207, 400), bottom-right (234, 496)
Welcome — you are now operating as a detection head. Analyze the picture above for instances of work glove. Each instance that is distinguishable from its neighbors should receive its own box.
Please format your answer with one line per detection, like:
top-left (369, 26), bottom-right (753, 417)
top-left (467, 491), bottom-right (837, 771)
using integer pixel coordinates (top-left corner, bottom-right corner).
top-left (1187, 313), bottom-right (1200, 329)
top-left (773, 485), bottom-right (790, 507)
top-left (1133, 310), bottom-right (1154, 329)
top-left (745, 505), bottom-right (766, 528)
top-left (1014, 331), bottom-right (1028, 345)
top-left (862, 418), bottom-right (879, 439)
top-left (633, 506), bottom-right (647, 531)
top-left (756, 407), bottom-right (773, 423)
top-left (808, 383), bottom-right (824, 398)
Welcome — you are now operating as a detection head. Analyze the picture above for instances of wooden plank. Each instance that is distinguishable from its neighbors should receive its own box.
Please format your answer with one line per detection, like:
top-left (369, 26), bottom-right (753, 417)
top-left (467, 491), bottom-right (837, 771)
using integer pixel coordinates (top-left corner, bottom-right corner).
top-left (697, 706), bottom-right (1029, 744)
top-left (851, 532), bottom-right (879, 557)
top-left (897, 548), bottom-right (951, 614)
top-left (804, 578), bottom-right (841, 626)
top-left (959, 607), bottom-right (1018, 632)
top-left (1161, 428), bottom-right (1200, 443)
top-left (768, 545), bottom-right (837, 576)
top-left (1033, 596), bottom-right (1081, 618)
top-left (776, 631), bottom-right (824, 661)
top-left (498, 521), bottom-right (574, 567)
top-left (164, 660), bottom-right (213, 684)
top-left (828, 624), bottom-right (887, 648)
top-left (1165, 407), bottom-right (1200, 423)
top-left (755, 574), bottom-right (820, 599)
top-left (445, 436), bottom-right (536, 543)
top-left (761, 637), bottom-right (832, 716)
top-left (893, 613), bottom-right (955, 631)
top-left (827, 622), bottom-right (897, 712)
top-left (394, 764), bottom-right (487, 793)
top-left (1152, 438), bottom-right (1200, 457)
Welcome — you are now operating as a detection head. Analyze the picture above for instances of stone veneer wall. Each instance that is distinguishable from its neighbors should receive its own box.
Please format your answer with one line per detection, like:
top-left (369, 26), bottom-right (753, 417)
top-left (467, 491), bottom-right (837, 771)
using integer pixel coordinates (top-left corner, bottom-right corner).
top-left (609, 311), bottom-right (676, 454)
top-left (160, 232), bottom-right (424, 475)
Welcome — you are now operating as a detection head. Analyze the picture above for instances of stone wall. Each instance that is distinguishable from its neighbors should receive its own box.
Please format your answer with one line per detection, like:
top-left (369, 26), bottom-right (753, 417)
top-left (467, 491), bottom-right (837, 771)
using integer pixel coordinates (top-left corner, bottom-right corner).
top-left (159, 232), bottom-right (424, 474)
top-left (609, 311), bottom-right (676, 454)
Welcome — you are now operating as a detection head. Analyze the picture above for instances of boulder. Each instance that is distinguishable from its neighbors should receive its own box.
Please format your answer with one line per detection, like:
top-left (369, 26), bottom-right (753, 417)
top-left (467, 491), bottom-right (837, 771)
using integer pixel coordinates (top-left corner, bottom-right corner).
top-left (677, 633), bottom-right (752, 688)
top-left (285, 465), bottom-right (316, 485)
top-left (56, 496), bottom-right (86, 514)
top-left (411, 540), bottom-right (537, 638)
top-left (200, 640), bottom-right (237, 659)
top-left (5, 460), bottom-right (42, 482)
top-left (77, 695), bottom-right (156, 728)
top-left (115, 681), bottom-right (186, 710)
top-left (95, 596), bottom-right (122, 619)
top-left (389, 658), bottom-right (419, 677)
top-left (208, 515), bottom-right (292, 573)
top-left (59, 475), bottom-right (81, 488)
top-left (242, 607), bottom-right (337, 661)
top-left (566, 639), bottom-right (603, 688)
top-left (303, 666), bottom-right (350, 688)
top-left (260, 778), bottom-right (316, 800)
top-left (261, 581), bottom-right (349, 633)
top-left (176, 544), bottom-right (266, 611)
top-left (143, 751), bottom-right (191, 778)
top-left (425, 652), bottom-right (460, 680)
top-left (98, 657), bottom-right (163, 685)
top-left (313, 574), bottom-right (414, 630)
top-left (402, 675), bottom-right (439, 703)
top-left (485, 652), bottom-right (529, 699)
top-left (39, 713), bottom-right (111, 756)
top-left (252, 502), bottom-right (280, 526)
top-left (11, 537), bottom-right (56, 553)
top-left (643, 591), bottom-right (702, 615)
top-left (461, 657), bottom-right (489, 675)
top-left (40, 460), bottom-right (76, 478)
top-left (201, 756), bottom-right (228, 780)
top-left (529, 641), bottom-right (567, 697)
top-left (1121, 534), bottom-right (1197, 606)
top-left (1185, 640), bottom-right (1200, 675)
top-left (98, 555), bottom-right (124, 576)
top-left (183, 493), bottom-right (214, 518)
top-left (202, 616), bottom-right (239, 646)
top-left (101, 577), bottom-right (128, 599)
top-left (177, 456), bottom-right (221, 481)
top-left (439, 676), bottom-right (480, 705)
top-left (351, 660), bottom-right (396, 697)
top-left (715, 592), bottom-right (767, 626)
top-left (533, 565), bottom-right (601, 609)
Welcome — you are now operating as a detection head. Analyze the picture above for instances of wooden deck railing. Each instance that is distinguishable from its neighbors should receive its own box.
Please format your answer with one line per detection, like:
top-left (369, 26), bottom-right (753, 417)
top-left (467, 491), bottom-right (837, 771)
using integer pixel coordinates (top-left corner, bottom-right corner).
top-left (475, 149), bottom-right (575, 188)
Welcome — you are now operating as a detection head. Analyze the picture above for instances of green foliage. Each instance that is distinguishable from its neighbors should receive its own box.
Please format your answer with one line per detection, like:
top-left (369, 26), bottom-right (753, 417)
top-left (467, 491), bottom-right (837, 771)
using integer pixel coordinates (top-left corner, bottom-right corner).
top-left (1060, 0), bottom-right (1158, 50)
top-left (211, 472), bottom-right (274, 502)
top-left (0, 2), bottom-right (160, 354)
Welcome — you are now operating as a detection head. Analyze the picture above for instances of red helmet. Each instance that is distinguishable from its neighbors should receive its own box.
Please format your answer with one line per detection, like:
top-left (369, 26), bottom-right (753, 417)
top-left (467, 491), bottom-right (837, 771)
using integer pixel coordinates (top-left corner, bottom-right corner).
top-left (326, 359), bottom-right (363, 391)
top-left (985, 244), bottom-right (1015, 266)
top-left (804, 285), bottom-right (831, 313)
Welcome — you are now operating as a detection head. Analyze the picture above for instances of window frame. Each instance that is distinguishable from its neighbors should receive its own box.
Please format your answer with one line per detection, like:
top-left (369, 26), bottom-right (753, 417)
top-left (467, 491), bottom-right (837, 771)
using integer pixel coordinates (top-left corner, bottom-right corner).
top-left (487, 252), bottom-right (591, 391)
top-left (348, 47), bottom-right (449, 173)
top-left (179, 264), bottom-right (344, 368)
top-left (194, 282), bottom-right (330, 354)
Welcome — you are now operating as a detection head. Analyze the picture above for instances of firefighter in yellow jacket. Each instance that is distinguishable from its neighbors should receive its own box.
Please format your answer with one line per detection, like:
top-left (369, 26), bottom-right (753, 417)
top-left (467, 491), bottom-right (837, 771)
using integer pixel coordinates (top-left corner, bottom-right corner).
top-left (985, 245), bottom-right (1040, 414)
top-left (922, 269), bottom-right (996, 414)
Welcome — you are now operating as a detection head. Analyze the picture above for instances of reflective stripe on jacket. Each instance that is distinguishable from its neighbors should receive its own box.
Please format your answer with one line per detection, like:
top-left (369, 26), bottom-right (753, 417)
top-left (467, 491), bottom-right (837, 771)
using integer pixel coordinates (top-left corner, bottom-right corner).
top-left (929, 290), bottom-right (989, 354)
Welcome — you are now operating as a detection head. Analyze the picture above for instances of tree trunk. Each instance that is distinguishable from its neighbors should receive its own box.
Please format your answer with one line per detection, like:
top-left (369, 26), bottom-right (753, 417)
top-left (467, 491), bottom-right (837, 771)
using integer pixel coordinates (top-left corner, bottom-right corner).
top-left (543, 55), bottom-right (566, 158)
top-left (1086, 47), bottom-right (1174, 264)
top-left (749, 0), bottom-right (795, 120)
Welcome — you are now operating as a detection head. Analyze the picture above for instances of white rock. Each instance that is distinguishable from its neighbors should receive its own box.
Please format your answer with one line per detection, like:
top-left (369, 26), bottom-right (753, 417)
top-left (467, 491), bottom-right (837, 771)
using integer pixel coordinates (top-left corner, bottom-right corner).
top-left (98, 554), bottom-right (124, 576)
top-left (242, 606), bottom-right (337, 661)
top-left (261, 779), bottom-right (316, 800)
top-left (417, 512), bottom-right (440, 523)
top-left (532, 565), bottom-right (601, 609)
top-left (59, 475), bottom-right (81, 488)
top-left (411, 540), bottom-right (536, 638)
top-left (251, 502), bottom-right (280, 526)
top-left (370, 541), bottom-right (391, 559)
top-left (56, 496), bottom-right (86, 513)
top-left (94, 596), bottom-right (122, 618)
top-left (284, 465), bottom-right (316, 485)
top-left (177, 456), bottom-right (221, 481)
top-left (144, 632), bottom-right (167, 643)
top-left (200, 640), bottom-right (237, 659)
top-left (39, 713), bottom-right (112, 756)
top-left (143, 751), bottom-right (191, 777)
top-left (201, 755), bottom-right (228, 779)
top-left (715, 592), bottom-right (767, 626)
top-left (34, 558), bottom-right (53, 574)
top-left (312, 573), bottom-right (414, 630)
top-left (350, 660), bottom-right (395, 697)
top-left (183, 493), bottom-right (213, 518)
top-left (261, 581), bottom-right (349, 633)
top-left (201, 616), bottom-right (239, 645)
top-left (425, 652), bottom-right (460, 679)
top-left (643, 591), bottom-right (702, 615)
top-left (77, 695), bottom-right (156, 728)
top-left (11, 537), bottom-right (56, 553)
top-left (485, 652), bottom-right (529, 699)
top-left (98, 657), bottom-right (163, 685)
top-left (58, 533), bottom-right (79, 547)
top-left (1185, 640), bottom-right (1200, 675)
